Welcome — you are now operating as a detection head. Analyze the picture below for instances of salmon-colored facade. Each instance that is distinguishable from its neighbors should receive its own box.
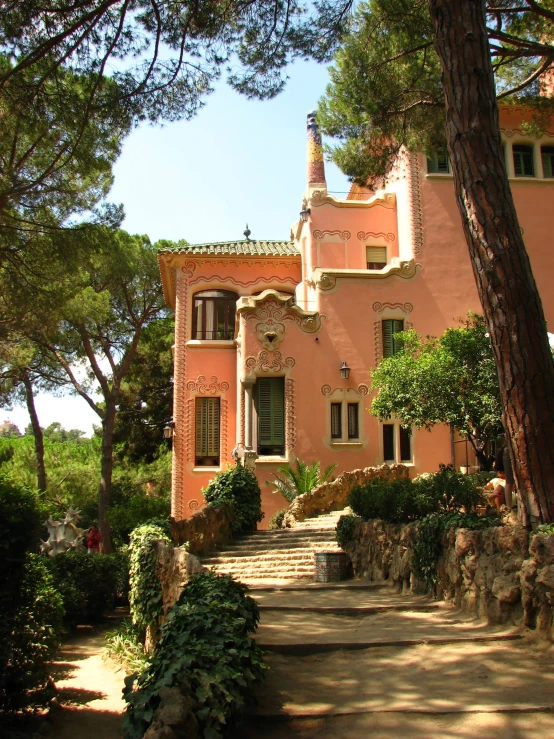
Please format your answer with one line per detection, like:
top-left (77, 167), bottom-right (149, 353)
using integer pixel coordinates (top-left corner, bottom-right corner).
top-left (158, 107), bottom-right (554, 525)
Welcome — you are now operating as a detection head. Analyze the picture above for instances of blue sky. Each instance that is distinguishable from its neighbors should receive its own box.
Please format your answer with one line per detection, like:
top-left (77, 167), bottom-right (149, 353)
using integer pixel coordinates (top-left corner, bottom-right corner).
top-left (0, 60), bottom-right (349, 435)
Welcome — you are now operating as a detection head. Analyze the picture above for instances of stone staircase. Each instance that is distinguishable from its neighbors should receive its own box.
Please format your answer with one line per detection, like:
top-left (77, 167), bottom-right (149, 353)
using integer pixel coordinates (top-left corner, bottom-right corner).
top-left (200, 509), bottom-right (347, 584)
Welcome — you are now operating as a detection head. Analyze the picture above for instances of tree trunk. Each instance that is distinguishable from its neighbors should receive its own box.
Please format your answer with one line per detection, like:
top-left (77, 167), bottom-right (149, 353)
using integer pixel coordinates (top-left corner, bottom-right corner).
top-left (428, 0), bottom-right (554, 523)
top-left (21, 370), bottom-right (47, 492)
top-left (99, 396), bottom-right (117, 553)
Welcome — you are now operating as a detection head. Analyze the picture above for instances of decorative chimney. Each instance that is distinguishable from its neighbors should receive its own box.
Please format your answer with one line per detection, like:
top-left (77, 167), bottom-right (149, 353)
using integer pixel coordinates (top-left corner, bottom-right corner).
top-left (307, 111), bottom-right (327, 193)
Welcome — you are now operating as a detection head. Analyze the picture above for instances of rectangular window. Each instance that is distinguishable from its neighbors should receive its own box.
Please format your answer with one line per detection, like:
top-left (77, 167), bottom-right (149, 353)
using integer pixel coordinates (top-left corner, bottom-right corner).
top-left (541, 146), bottom-right (554, 178)
top-left (331, 403), bottom-right (342, 439)
top-left (400, 426), bottom-right (412, 462)
top-left (347, 403), bottom-right (359, 439)
top-left (195, 397), bottom-right (220, 466)
top-left (382, 319), bottom-right (404, 358)
top-left (257, 377), bottom-right (285, 456)
top-left (383, 424), bottom-right (395, 461)
top-left (513, 145), bottom-right (534, 177)
top-left (427, 151), bottom-right (450, 173)
top-left (366, 246), bottom-right (387, 270)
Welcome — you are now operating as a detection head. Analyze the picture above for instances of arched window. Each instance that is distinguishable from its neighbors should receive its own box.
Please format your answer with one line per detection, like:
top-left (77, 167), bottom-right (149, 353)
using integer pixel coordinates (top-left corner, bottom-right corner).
top-left (192, 290), bottom-right (238, 340)
top-left (513, 145), bottom-right (534, 177)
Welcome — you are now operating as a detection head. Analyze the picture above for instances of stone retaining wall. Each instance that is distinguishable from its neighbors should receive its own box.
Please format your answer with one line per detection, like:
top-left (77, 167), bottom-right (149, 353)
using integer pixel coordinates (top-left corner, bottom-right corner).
top-left (342, 516), bottom-right (554, 639)
top-left (282, 464), bottom-right (409, 527)
top-left (171, 503), bottom-right (233, 554)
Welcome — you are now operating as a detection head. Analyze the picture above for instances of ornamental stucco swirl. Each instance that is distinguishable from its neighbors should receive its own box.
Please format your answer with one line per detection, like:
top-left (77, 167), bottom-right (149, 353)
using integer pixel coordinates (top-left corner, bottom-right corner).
top-left (312, 229), bottom-right (351, 242)
top-left (285, 378), bottom-right (296, 454)
top-left (245, 350), bottom-right (296, 374)
top-left (316, 273), bottom-right (337, 292)
top-left (171, 271), bottom-right (189, 520)
top-left (186, 375), bottom-right (230, 394)
top-left (244, 297), bottom-right (323, 343)
top-left (321, 384), bottom-right (369, 397)
top-left (357, 231), bottom-right (395, 243)
top-left (372, 301), bottom-right (414, 314)
top-left (180, 261), bottom-right (197, 278)
top-left (188, 499), bottom-right (200, 512)
top-left (408, 152), bottom-right (424, 255)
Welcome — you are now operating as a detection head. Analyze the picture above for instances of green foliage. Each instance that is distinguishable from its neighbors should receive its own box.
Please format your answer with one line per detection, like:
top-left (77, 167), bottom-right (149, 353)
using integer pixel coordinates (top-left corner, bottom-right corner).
top-left (370, 316), bottom-right (503, 469)
top-left (105, 620), bottom-right (150, 674)
top-left (0, 554), bottom-right (64, 713)
top-left (267, 459), bottom-right (337, 503)
top-left (268, 508), bottom-right (288, 530)
top-left (536, 523), bottom-right (554, 536)
top-left (108, 488), bottom-right (171, 550)
top-left (336, 514), bottom-right (362, 549)
top-left (317, 0), bottom-right (554, 185)
top-left (204, 465), bottom-right (263, 535)
top-left (348, 466), bottom-right (483, 524)
top-left (122, 572), bottom-right (265, 739)
top-left (128, 524), bottom-right (170, 632)
top-left (45, 551), bottom-right (123, 628)
top-left (413, 512), bottom-right (500, 587)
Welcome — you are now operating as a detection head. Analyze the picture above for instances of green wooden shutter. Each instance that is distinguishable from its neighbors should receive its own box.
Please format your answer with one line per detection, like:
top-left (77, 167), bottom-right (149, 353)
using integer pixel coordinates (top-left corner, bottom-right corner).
top-left (382, 320), bottom-right (404, 357)
top-left (427, 151), bottom-right (450, 173)
top-left (257, 378), bottom-right (285, 447)
top-left (195, 397), bottom-right (220, 458)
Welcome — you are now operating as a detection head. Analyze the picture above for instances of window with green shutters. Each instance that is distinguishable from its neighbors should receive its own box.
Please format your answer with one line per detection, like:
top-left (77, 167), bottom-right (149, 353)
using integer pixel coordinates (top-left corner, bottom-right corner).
top-left (195, 397), bottom-right (220, 466)
top-left (513, 144), bottom-right (534, 177)
top-left (427, 151), bottom-right (450, 173)
top-left (382, 319), bottom-right (404, 358)
top-left (257, 377), bottom-right (285, 456)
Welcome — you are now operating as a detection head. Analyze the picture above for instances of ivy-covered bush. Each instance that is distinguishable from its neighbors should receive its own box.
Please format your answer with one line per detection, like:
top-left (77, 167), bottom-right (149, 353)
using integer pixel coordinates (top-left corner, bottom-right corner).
top-left (268, 508), bottom-right (287, 530)
top-left (413, 512), bottom-right (500, 587)
top-left (1, 554), bottom-right (64, 712)
top-left (108, 494), bottom-right (171, 549)
top-left (336, 514), bottom-right (362, 549)
top-left (128, 523), bottom-right (170, 632)
top-left (203, 465), bottom-right (263, 535)
top-left (123, 572), bottom-right (265, 739)
top-left (45, 550), bottom-right (123, 627)
top-left (348, 465), bottom-right (483, 525)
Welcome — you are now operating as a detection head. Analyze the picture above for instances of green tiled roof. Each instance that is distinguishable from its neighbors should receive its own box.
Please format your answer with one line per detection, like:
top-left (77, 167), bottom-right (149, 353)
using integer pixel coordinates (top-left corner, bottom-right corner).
top-left (158, 240), bottom-right (299, 257)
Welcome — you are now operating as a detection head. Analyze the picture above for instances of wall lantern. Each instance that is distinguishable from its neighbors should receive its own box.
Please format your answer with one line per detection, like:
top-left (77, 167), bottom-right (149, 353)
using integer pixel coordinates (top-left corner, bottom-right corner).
top-left (299, 207), bottom-right (311, 223)
top-left (163, 420), bottom-right (175, 439)
top-left (340, 361), bottom-right (351, 380)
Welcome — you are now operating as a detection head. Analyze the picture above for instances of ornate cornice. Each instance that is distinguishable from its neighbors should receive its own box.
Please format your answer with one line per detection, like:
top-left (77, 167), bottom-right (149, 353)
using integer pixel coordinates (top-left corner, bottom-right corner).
top-left (245, 350), bottom-right (296, 374)
top-left (357, 231), bottom-right (395, 243)
top-left (315, 260), bottom-right (419, 292)
top-left (312, 229), bottom-right (351, 241)
top-left (321, 384), bottom-right (370, 397)
top-left (309, 189), bottom-right (396, 209)
top-left (237, 289), bottom-right (322, 334)
top-left (185, 375), bottom-right (230, 395)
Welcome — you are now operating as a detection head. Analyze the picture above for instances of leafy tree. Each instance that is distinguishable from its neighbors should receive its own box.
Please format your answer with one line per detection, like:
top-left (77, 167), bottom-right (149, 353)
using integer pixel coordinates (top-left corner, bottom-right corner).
top-left (318, 0), bottom-right (554, 522)
top-left (16, 230), bottom-right (168, 551)
top-left (370, 316), bottom-right (503, 469)
top-left (267, 459), bottom-right (338, 502)
top-left (113, 315), bottom-right (174, 463)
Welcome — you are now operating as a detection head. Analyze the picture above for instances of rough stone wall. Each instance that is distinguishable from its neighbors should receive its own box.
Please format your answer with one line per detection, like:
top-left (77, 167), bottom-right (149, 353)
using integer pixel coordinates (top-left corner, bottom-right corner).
top-left (154, 540), bottom-right (205, 616)
top-left (282, 464), bottom-right (409, 527)
top-left (171, 503), bottom-right (233, 554)
top-left (342, 517), bottom-right (554, 639)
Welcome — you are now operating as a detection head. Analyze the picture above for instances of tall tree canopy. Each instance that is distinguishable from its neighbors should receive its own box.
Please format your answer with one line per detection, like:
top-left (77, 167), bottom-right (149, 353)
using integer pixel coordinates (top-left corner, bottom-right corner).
top-left (319, 0), bottom-right (554, 523)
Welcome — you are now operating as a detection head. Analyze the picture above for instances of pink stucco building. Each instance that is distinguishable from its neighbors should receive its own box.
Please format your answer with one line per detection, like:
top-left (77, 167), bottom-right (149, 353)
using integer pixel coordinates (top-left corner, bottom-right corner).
top-left (158, 108), bottom-right (554, 525)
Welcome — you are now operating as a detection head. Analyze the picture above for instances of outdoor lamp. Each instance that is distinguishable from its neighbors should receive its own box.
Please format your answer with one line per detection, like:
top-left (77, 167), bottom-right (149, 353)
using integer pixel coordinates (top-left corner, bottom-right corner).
top-left (299, 208), bottom-right (311, 222)
top-left (340, 361), bottom-right (351, 380)
top-left (163, 420), bottom-right (175, 439)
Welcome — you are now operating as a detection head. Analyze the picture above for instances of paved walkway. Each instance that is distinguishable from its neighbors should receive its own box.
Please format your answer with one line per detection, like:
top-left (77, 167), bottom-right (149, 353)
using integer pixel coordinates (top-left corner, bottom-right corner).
top-left (238, 581), bottom-right (554, 738)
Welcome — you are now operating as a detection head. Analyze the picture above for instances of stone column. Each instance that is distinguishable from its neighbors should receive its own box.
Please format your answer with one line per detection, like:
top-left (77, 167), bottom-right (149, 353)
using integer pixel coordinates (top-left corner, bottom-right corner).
top-left (243, 377), bottom-right (255, 450)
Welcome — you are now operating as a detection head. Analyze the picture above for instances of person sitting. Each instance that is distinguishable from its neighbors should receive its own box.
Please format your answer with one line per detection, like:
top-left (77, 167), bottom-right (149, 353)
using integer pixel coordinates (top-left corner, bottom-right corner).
top-left (484, 472), bottom-right (506, 510)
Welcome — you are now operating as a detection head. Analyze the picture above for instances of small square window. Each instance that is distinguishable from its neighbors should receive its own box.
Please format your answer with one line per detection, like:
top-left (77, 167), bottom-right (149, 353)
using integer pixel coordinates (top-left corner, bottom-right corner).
top-left (427, 151), bottom-right (450, 174)
top-left (366, 246), bottom-right (387, 270)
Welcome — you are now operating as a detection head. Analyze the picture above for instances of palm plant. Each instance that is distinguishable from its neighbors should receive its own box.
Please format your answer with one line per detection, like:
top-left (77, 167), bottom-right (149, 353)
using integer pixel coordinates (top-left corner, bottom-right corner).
top-left (268, 459), bottom-right (337, 503)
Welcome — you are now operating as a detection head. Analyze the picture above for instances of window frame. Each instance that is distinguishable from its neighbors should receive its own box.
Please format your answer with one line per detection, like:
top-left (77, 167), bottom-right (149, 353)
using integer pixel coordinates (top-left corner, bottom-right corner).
top-left (192, 290), bottom-right (238, 341)
top-left (541, 145), bottom-right (554, 178)
top-left (382, 319), bottom-right (405, 358)
top-left (366, 245), bottom-right (387, 270)
top-left (381, 421), bottom-right (413, 464)
top-left (427, 151), bottom-right (451, 174)
top-left (256, 377), bottom-right (285, 457)
top-left (512, 144), bottom-right (535, 177)
top-left (195, 397), bottom-right (221, 467)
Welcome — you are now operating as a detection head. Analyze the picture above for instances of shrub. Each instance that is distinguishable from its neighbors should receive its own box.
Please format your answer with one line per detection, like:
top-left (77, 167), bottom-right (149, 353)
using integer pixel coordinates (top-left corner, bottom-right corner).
top-left (45, 551), bottom-right (122, 627)
top-left (348, 477), bottom-right (423, 523)
top-left (267, 459), bottom-right (337, 502)
top-left (336, 514), bottom-right (361, 549)
top-left (268, 508), bottom-right (287, 529)
top-left (0, 554), bottom-right (64, 713)
top-left (203, 465), bottom-right (263, 535)
top-left (128, 523), bottom-right (170, 632)
top-left (415, 465), bottom-right (483, 513)
top-left (105, 620), bottom-right (150, 674)
top-left (413, 512), bottom-right (500, 587)
top-left (108, 495), bottom-right (171, 549)
top-left (122, 572), bottom-right (265, 739)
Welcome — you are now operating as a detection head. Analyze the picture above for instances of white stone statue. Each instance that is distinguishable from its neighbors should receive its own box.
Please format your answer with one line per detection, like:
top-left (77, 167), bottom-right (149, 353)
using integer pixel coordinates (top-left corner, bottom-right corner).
top-left (41, 506), bottom-right (86, 556)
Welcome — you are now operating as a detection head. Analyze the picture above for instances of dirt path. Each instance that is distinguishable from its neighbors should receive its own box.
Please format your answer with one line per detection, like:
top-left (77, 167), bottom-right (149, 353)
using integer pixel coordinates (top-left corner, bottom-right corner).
top-left (238, 581), bottom-right (554, 739)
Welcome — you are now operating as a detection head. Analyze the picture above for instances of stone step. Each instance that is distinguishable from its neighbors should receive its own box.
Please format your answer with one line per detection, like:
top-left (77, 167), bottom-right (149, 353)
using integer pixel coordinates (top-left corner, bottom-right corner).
top-left (203, 548), bottom-right (342, 565)
top-left (213, 537), bottom-right (338, 553)
top-left (207, 565), bottom-right (315, 577)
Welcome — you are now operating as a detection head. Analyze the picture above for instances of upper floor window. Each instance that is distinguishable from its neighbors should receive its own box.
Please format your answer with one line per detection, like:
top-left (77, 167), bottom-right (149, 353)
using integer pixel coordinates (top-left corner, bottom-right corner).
top-left (427, 151), bottom-right (450, 174)
top-left (192, 290), bottom-right (237, 340)
top-left (542, 146), bottom-right (554, 178)
top-left (366, 246), bottom-right (387, 270)
top-left (382, 319), bottom-right (404, 358)
top-left (513, 145), bottom-right (534, 177)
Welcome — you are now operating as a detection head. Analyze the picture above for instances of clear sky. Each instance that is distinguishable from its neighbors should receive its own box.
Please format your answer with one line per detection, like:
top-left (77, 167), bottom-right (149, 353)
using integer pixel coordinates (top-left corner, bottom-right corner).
top-left (0, 60), bottom-right (350, 436)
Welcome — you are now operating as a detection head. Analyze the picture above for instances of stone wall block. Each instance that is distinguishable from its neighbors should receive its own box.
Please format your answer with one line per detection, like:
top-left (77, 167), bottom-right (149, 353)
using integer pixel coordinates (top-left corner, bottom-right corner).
top-left (171, 504), bottom-right (233, 554)
top-left (492, 574), bottom-right (521, 604)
